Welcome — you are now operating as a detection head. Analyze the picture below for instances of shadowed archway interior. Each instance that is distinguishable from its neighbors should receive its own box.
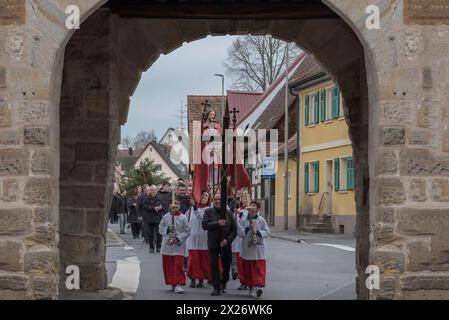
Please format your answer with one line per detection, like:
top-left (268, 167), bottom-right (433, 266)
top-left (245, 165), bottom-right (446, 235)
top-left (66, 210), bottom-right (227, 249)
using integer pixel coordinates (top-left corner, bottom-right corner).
top-left (58, 1), bottom-right (369, 298)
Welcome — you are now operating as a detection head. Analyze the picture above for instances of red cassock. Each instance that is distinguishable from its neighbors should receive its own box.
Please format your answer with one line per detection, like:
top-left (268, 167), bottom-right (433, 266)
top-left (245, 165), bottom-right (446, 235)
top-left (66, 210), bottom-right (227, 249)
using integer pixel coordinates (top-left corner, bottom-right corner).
top-left (243, 260), bottom-right (266, 288)
top-left (236, 252), bottom-right (246, 285)
top-left (187, 250), bottom-right (223, 282)
top-left (162, 255), bottom-right (186, 286)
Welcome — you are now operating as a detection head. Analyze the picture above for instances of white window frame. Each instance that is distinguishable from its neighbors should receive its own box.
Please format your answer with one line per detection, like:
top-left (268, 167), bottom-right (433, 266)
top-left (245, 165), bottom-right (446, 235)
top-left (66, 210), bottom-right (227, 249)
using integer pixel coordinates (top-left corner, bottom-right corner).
top-left (339, 92), bottom-right (344, 118)
top-left (325, 88), bottom-right (333, 122)
top-left (338, 155), bottom-right (352, 192)
top-left (307, 94), bottom-right (316, 126)
top-left (307, 161), bottom-right (317, 195)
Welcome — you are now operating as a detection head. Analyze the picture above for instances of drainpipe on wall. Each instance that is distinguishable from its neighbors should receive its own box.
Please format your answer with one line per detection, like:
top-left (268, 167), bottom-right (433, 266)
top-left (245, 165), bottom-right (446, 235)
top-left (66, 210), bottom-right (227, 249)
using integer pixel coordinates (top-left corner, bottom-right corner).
top-left (289, 86), bottom-right (301, 230)
top-left (283, 44), bottom-right (289, 231)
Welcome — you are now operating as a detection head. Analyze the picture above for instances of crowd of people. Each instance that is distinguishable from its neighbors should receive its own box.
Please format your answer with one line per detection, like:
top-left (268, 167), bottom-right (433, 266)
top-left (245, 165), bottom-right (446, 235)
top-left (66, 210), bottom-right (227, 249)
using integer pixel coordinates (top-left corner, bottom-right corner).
top-left (109, 179), bottom-right (270, 299)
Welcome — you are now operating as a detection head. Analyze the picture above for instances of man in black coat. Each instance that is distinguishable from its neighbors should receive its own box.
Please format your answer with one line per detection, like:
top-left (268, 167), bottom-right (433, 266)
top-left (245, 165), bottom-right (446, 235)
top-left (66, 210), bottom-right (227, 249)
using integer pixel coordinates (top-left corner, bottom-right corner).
top-left (110, 189), bottom-right (120, 224)
top-left (202, 193), bottom-right (237, 296)
top-left (118, 190), bottom-right (129, 234)
top-left (138, 185), bottom-right (149, 243)
top-left (142, 185), bottom-right (163, 253)
top-left (177, 184), bottom-right (191, 214)
top-left (157, 182), bottom-right (172, 214)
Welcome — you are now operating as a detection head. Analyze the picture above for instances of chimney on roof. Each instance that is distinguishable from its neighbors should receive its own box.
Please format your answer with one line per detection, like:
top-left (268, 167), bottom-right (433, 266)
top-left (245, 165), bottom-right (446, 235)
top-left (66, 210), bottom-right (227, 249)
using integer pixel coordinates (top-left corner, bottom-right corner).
top-left (128, 147), bottom-right (133, 156)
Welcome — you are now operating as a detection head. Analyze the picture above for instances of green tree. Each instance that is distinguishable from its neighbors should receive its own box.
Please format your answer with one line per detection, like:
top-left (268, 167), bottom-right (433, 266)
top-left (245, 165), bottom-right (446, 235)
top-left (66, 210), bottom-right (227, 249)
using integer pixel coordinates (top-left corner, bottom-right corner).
top-left (123, 158), bottom-right (170, 194)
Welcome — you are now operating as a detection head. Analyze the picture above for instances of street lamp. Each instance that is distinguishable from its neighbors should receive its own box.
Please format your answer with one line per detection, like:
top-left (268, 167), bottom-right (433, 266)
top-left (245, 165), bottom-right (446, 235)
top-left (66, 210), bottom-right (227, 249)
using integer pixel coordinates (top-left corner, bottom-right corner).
top-left (214, 74), bottom-right (225, 117)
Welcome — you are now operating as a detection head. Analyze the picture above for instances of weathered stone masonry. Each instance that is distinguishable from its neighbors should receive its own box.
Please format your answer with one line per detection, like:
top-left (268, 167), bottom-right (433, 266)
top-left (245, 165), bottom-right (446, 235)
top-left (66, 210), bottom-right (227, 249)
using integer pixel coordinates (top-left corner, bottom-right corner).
top-left (0, 0), bottom-right (448, 300)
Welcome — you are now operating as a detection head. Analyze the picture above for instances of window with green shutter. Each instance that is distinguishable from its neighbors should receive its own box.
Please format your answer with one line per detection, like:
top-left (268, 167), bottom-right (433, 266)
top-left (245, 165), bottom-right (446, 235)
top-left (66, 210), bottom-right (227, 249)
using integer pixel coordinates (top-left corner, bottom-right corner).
top-left (305, 95), bottom-right (309, 126)
top-left (314, 93), bottom-right (319, 124)
top-left (314, 161), bottom-right (319, 193)
top-left (320, 90), bottom-right (326, 122)
top-left (334, 158), bottom-right (340, 192)
top-left (304, 162), bottom-right (309, 193)
top-left (331, 87), bottom-right (340, 119)
top-left (347, 156), bottom-right (354, 190)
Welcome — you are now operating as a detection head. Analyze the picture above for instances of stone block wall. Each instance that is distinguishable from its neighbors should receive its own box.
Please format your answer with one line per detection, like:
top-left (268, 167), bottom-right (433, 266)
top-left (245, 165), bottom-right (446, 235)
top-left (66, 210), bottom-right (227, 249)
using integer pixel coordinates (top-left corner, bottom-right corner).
top-left (58, 11), bottom-right (119, 292)
top-left (0, 0), bottom-right (60, 299)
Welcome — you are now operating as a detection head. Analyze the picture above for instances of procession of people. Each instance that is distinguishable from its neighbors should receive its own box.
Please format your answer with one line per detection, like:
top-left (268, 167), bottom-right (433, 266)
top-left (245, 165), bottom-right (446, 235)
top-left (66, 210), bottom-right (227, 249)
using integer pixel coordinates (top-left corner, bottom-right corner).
top-left (109, 102), bottom-right (269, 298)
top-left (111, 179), bottom-right (269, 298)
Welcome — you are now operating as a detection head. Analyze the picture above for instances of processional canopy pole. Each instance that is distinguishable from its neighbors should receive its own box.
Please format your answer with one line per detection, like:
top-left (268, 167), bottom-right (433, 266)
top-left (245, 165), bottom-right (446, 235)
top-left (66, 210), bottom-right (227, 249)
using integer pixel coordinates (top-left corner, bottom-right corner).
top-left (220, 99), bottom-right (230, 219)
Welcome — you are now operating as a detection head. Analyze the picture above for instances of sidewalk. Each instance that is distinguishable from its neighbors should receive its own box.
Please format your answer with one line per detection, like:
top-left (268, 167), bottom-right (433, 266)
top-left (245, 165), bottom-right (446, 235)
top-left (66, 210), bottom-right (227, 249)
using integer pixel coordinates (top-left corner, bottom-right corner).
top-left (59, 288), bottom-right (132, 300)
top-left (269, 227), bottom-right (356, 247)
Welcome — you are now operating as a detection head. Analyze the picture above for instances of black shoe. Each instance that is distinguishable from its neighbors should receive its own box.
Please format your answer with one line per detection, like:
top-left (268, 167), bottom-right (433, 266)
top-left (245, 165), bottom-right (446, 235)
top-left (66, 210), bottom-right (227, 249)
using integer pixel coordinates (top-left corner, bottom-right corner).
top-left (238, 285), bottom-right (248, 290)
top-left (210, 289), bottom-right (220, 296)
top-left (232, 272), bottom-right (238, 280)
top-left (149, 248), bottom-right (155, 253)
top-left (220, 284), bottom-right (226, 294)
top-left (256, 287), bottom-right (263, 298)
top-left (196, 280), bottom-right (204, 288)
top-left (156, 248), bottom-right (161, 253)
top-left (190, 280), bottom-right (196, 288)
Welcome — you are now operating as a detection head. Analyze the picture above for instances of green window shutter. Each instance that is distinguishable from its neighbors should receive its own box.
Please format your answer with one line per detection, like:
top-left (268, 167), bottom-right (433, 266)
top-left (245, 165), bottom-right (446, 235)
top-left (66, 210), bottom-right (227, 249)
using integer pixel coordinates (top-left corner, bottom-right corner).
top-left (304, 163), bottom-right (309, 193)
top-left (320, 90), bottom-right (326, 122)
top-left (347, 156), bottom-right (354, 190)
top-left (331, 87), bottom-right (339, 119)
top-left (337, 87), bottom-right (341, 117)
top-left (314, 93), bottom-right (319, 124)
top-left (334, 158), bottom-right (340, 192)
top-left (315, 161), bottom-right (320, 193)
top-left (305, 95), bottom-right (309, 126)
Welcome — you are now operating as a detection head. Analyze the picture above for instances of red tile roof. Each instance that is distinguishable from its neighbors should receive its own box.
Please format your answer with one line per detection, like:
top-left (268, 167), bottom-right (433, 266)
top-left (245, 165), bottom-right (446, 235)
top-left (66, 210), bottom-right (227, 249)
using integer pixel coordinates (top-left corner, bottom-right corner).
top-left (227, 90), bottom-right (263, 125)
top-left (253, 53), bottom-right (326, 131)
top-left (245, 52), bottom-right (306, 128)
top-left (289, 54), bottom-right (325, 85)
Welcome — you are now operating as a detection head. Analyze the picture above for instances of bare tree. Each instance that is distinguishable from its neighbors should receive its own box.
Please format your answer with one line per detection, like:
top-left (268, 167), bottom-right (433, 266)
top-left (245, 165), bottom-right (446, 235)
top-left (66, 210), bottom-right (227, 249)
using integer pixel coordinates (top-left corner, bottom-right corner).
top-left (224, 35), bottom-right (301, 92)
top-left (131, 130), bottom-right (157, 150)
top-left (121, 136), bottom-right (132, 148)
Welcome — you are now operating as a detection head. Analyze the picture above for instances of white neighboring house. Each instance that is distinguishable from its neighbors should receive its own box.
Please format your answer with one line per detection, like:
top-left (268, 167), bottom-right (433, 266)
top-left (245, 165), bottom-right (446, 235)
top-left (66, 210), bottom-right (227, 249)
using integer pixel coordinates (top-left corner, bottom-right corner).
top-left (159, 127), bottom-right (189, 166)
top-left (134, 141), bottom-right (188, 182)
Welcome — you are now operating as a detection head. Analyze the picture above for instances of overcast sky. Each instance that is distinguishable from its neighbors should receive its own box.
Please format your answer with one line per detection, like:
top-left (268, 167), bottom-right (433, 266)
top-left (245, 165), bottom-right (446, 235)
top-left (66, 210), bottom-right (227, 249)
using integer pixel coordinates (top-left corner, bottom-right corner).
top-left (121, 35), bottom-right (239, 142)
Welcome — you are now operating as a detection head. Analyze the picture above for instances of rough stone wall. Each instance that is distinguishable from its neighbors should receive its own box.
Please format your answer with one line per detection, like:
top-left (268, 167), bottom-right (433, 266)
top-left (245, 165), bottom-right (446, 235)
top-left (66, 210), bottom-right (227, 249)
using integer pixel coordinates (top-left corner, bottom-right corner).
top-left (0, 0), bottom-right (64, 299)
top-left (324, 0), bottom-right (449, 299)
top-left (58, 11), bottom-right (120, 292)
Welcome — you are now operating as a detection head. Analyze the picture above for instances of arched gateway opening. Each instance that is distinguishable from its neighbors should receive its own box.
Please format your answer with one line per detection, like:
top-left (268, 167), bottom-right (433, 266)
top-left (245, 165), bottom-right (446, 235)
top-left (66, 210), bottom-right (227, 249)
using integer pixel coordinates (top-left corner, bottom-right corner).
top-left (57, 1), bottom-right (370, 299)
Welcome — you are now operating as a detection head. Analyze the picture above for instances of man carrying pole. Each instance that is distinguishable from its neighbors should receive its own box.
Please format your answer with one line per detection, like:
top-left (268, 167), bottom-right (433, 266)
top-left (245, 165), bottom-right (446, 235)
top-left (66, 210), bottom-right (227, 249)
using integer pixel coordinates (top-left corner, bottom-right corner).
top-left (201, 101), bottom-right (237, 296)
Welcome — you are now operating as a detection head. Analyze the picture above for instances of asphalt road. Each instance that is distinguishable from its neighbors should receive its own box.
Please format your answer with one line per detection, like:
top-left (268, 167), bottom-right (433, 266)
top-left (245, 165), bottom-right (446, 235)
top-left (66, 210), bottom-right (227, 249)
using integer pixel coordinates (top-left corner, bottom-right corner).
top-left (106, 223), bottom-right (356, 300)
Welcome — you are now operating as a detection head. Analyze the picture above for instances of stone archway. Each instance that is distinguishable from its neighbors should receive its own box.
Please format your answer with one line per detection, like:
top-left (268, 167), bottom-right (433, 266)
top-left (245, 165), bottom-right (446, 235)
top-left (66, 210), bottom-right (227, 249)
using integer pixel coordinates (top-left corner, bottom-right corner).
top-left (57, 2), bottom-right (371, 299)
top-left (1, 0), bottom-right (448, 300)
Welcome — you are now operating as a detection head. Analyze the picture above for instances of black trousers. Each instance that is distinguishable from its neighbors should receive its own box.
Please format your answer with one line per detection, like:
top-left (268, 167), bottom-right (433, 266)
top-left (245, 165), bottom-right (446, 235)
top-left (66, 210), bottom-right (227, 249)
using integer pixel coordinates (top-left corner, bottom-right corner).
top-left (142, 220), bottom-right (148, 241)
top-left (147, 222), bottom-right (162, 249)
top-left (209, 245), bottom-right (232, 290)
top-left (131, 222), bottom-right (141, 238)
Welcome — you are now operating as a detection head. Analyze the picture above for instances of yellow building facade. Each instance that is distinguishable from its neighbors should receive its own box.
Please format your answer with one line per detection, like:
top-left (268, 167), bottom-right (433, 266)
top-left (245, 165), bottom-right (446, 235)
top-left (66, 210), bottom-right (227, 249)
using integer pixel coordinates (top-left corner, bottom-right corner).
top-left (299, 79), bottom-right (356, 234)
top-left (274, 158), bottom-right (298, 229)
